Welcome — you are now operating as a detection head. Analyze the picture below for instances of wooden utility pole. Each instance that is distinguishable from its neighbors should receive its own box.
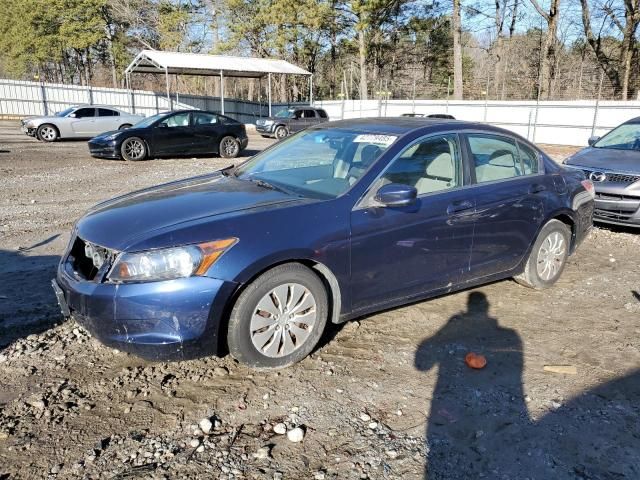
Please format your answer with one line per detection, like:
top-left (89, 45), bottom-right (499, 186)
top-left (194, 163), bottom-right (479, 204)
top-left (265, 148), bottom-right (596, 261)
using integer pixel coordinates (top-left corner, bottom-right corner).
top-left (452, 0), bottom-right (464, 99)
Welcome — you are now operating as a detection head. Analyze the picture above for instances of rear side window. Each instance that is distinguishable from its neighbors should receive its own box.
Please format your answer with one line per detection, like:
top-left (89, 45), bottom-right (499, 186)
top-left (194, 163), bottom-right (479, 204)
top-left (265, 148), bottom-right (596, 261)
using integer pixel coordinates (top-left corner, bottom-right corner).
top-left (518, 141), bottom-right (540, 175)
top-left (317, 109), bottom-right (328, 118)
top-left (468, 134), bottom-right (521, 183)
top-left (303, 109), bottom-right (316, 118)
top-left (98, 108), bottom-right (119, 117)
top-left (193, 112), bottom-right (218, 125)
top-left (74, 108), bottom-right (95, 118)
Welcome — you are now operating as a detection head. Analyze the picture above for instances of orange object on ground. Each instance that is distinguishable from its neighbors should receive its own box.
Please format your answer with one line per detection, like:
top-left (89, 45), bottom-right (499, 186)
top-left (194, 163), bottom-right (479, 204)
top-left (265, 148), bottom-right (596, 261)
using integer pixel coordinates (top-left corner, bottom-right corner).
top-left (465, 352), bottom-right (487, 369)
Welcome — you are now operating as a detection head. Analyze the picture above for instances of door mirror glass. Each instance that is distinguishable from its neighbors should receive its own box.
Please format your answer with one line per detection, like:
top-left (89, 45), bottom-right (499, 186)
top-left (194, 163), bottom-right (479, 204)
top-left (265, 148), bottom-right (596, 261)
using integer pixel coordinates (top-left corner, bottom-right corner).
top-left (68, 113), bottom-right (76, 118)
top-left (588, 135), bottom-right (600, 146)
top-left (375, 183), bottom-right (417, 207)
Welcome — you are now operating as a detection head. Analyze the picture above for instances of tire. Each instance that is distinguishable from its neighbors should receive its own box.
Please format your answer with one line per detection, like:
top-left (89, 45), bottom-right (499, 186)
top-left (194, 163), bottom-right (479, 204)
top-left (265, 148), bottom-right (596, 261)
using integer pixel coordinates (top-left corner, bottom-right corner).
top-left (227, 263), bottom-right (329, 368)
top-left (37, 124), bottom-right (58, 142)
top-left (274, 125), bottom-right (288, 140)
top-left (120, 137), bottom-right (147, 161)
top-left (219, 135), bottom-right (240, 158)
top-left (515, 219), bottom-right (571, 289)
top-left (118, 124), bottom-right (132, 130)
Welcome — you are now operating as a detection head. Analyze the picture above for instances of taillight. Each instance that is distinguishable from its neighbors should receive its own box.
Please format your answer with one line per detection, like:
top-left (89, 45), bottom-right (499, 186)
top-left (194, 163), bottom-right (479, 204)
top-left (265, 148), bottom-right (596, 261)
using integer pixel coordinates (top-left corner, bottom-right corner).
top-left (581, 179), bottom-right (595, 198)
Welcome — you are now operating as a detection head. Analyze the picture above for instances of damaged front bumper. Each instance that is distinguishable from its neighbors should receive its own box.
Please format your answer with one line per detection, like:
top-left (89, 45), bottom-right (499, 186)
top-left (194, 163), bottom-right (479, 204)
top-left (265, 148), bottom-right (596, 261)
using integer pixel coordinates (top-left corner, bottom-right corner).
top-left (54, 262), bottom-right (237, 360)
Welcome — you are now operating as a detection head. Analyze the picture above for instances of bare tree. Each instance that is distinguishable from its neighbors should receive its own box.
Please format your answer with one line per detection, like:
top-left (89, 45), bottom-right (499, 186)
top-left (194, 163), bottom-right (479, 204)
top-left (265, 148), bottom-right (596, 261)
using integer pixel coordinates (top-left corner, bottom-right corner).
top-left (453, 0), bottom-right (464, 99)
top-left (529, 0), bottom-right (561, 99)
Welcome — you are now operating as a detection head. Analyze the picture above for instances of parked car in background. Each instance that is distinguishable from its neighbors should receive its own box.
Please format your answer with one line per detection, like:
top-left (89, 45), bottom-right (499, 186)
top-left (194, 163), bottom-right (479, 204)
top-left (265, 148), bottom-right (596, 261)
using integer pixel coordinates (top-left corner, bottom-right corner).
top-left (21, 105), bottom-right (144, 142)
top-left (88, 109), bottom-right (248, 161)
top-left (255, 107), bottom-right (329, 139)
top-left (563, 117), bottom-right (640, 228)
top-left (54, 118), bottom-right (593, 368)
top-left (401, 113), bottom-right (456, 119)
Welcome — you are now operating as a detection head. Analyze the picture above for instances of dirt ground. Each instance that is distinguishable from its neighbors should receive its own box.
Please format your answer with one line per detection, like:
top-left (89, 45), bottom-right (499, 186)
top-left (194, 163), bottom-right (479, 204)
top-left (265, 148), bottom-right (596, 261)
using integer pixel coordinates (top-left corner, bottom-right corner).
top-left (0, 120), bottom-right (639, 480)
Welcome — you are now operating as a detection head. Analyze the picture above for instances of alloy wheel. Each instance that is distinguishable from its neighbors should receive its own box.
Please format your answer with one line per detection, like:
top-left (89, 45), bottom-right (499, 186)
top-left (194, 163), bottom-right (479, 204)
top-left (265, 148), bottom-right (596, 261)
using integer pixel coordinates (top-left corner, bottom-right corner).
top-left (250, 283), bottom-right (317, 358)
top-left (40, 126), bottom-right (56, 141)
top-left (536, 231), bottom-right (566, 281)
top-left (221, 137), bottom-right (239, 157)
top-left (124, 139), bottom-right (144, 160)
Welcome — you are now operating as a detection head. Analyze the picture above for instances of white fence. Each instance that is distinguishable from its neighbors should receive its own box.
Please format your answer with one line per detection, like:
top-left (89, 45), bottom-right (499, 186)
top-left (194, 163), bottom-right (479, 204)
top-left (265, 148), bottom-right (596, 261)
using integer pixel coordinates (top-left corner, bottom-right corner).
top-left (315, 99), bottom-right (640, 146)
top-left (2, 78), bottom-right (639, 145)
top-left (0, 78), bottom-right (303, 124)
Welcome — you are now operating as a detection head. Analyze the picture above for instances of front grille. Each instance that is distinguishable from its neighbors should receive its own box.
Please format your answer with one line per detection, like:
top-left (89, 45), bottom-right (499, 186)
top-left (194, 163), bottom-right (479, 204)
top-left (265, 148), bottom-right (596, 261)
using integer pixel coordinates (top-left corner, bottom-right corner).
top-left (67, 237), bottom-right (114, 281)
top-left (583, 169), bottom-right (640, 185)
top-left (594, 209), bottom-right (636, 221)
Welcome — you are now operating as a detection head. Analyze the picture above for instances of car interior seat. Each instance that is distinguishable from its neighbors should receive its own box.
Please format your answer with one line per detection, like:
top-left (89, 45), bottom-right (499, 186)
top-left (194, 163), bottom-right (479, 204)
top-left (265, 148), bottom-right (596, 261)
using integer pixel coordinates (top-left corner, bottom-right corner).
top-left (475, 149), bottom-right (520, 182)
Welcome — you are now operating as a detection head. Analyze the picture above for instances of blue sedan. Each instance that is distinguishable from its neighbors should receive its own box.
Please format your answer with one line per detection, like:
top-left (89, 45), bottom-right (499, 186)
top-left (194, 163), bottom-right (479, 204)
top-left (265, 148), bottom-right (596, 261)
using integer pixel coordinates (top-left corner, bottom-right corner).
top-left (53, 118), bottom-right (594, 368)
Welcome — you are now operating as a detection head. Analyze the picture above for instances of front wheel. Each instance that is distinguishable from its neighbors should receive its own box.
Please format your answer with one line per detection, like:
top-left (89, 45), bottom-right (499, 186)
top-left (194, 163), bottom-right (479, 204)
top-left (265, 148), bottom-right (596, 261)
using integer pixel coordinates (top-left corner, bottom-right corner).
top-left (227, 263), bottom-right (329, 368)
top-left (274, 125), bottom-right (288, 140)
top-left (118, 123), bottom-right (132, 130)
top-left (515, 219), bottom-right (571, 289)
top-left (37, 124), bottom-right (58, 142)
top-left (219, 136), bottom-right (240, 158)
top-left (120, 137), bottom-right (147, 161)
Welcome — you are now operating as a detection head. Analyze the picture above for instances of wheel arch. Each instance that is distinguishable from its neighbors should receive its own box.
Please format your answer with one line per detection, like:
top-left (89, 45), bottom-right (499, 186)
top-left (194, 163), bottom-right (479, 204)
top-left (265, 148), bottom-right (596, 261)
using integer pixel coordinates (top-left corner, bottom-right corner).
top-left (547, 210), bottom-right (577, 253)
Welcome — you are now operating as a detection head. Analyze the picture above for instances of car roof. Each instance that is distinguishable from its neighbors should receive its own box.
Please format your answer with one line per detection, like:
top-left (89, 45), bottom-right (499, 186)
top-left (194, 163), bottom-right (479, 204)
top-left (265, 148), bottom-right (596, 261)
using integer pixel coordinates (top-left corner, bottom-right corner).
top-left (315, 117), bottom-right (468, 135)
top-left (624, 116), bottom-right (640, 124)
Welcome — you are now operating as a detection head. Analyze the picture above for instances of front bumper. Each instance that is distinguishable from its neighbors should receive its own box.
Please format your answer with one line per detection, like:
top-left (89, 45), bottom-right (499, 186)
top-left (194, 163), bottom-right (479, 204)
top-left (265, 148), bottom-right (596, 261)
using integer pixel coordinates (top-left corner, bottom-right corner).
top-left (54, 259), bottom-right (237, 360)
top-left (255, 123), bottom-right (275, 136)
top-left (21, 125), bottom-right (36, 136)
top-left (593, 191), bottom-right (640, 228)
top-left (88, 140), bottom-right (120, 159)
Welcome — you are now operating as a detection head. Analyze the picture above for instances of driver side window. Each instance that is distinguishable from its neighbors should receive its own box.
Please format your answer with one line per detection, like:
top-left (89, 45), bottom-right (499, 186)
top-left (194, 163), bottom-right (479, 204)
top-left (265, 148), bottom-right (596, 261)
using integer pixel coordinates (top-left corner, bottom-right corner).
top-left (159, 112), bottom-right (190, 128)
top-left (380, 134), bottom-right (462, 195)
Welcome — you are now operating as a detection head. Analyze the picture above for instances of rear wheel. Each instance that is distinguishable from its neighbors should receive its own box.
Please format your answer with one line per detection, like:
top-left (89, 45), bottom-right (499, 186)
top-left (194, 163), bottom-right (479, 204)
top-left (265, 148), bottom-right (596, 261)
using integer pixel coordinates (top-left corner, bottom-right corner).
top-left (227, 263), bottom-right (328, 368)
top-left (37, 124), bottom-right (58, 142)
top-left (274, 125), bottom-right (288, 140)
top-left (219, 136), bottom-right (240, 158)
top-left (515, 219), bottom-right (571, 289)
top-left (120, 137), bottom-right (147, 161)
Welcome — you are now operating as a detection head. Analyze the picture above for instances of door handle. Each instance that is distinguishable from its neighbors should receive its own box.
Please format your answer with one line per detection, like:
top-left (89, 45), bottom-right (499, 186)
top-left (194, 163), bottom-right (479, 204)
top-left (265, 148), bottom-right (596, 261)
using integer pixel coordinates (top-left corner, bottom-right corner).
top-left (529, 184), bottom-right (546, 194)
top-left (447, 200), bottom-right (474, 216)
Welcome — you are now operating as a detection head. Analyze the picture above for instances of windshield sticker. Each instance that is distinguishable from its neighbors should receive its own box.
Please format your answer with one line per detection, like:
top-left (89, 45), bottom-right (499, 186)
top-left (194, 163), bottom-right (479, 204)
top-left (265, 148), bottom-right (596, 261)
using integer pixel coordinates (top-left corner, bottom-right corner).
top-left (354, 134), bottom-right (397, 146)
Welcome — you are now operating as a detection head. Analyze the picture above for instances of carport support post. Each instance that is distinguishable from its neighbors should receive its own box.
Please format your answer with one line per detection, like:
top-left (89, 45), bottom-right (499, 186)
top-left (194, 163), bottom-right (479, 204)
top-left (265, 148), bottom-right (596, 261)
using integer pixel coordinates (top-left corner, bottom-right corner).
top-left (268, 73), bottom-right (272, 117)
top-left (220, 70), bottom-right (225, 115)
top-left (309, 74), bottom-right (313, 105)
top-left (164, 67), bottom-right (171, 110)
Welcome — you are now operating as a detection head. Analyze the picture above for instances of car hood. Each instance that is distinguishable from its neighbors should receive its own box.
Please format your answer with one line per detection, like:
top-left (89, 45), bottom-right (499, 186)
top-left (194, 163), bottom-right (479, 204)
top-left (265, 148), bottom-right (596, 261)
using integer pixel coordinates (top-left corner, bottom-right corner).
top-left (22, 115), bottom-right (61, 125)
top-left (76, 172), bottom-right (301, 251)
top-left (90, 130), bottom-right (122, 141)
top-left (566, 147), bottom-right (640, 173)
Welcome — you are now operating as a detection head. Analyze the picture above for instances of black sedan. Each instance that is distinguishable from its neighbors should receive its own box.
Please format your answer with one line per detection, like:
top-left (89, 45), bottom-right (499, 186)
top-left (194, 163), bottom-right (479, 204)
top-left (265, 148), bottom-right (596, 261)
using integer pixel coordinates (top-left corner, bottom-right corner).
top-left (88, 110), bottom-right (249, 161)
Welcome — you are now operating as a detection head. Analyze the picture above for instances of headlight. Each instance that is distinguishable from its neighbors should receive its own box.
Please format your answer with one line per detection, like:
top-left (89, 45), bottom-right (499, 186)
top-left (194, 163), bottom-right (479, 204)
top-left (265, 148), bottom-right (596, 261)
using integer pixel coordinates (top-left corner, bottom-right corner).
top-left (107, 238), bottom-right (237, 283)
top-left (264, 120), bottom-right (274, 126)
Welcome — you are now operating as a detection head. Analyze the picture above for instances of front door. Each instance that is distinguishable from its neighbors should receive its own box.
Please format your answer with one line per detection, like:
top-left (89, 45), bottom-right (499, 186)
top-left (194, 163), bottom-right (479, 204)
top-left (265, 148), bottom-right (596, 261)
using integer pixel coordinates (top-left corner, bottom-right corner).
top-left (350, 133), bottom-right (475, 311)
top-left (151, 112), bottom-right (194, 155)
top-left (69, 107), bottom-right (97, 135)
top-left (463, 133), bottom-right (547, 279)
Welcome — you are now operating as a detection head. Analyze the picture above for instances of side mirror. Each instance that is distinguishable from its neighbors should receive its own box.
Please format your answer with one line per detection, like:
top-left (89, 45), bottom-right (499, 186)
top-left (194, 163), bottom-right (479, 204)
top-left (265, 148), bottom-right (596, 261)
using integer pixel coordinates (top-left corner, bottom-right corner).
top-left (588, 135), bottom-right (600, 146)
top-left (68, 113), bottom-right (76, 118)
top-left (156, 122), bottom-right (168, 128)
top-left (375, 183), bottom-right (417, 207)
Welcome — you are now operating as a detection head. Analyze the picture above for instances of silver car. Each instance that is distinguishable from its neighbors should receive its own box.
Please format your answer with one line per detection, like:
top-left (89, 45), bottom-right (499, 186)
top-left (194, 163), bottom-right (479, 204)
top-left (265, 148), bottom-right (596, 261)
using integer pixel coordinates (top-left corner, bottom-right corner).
top-left (564, 117), bottom-right (640, 228)
top-left (21, 105), bottom-right (145, 142)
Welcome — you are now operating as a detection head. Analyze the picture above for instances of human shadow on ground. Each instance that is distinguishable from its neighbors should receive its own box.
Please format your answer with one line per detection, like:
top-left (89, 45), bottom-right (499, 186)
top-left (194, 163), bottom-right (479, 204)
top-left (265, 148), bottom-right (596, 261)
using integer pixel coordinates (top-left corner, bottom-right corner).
top-left (415, 291), bottom-right (640, 479)
top-left (0, 247), bottom-right (62, 348)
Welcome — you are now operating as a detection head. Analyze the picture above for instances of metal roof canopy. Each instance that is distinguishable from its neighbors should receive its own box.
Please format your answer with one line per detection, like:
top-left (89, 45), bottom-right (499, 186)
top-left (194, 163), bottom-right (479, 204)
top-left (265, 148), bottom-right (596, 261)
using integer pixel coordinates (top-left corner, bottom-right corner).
top-left (124, 50), bottom-right (313, 116)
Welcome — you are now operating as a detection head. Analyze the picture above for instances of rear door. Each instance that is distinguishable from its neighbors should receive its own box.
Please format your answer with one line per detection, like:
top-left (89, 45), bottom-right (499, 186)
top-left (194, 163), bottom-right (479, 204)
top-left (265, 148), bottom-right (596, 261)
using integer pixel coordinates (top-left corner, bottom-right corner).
top-left (192, 112), bottom-right (225, 153)
top-left (462, 133), bottom-right (548, 279)
top-left (151, 112), bottom-right (194, 155)
top-left (94, 108), bottom-right (121, 135)
top-left (69, 107), bottom-right (97, 135)
top-left (288, 110), bottom-right (305, 133)
top-left (350, 133), bottom-right (475, 311)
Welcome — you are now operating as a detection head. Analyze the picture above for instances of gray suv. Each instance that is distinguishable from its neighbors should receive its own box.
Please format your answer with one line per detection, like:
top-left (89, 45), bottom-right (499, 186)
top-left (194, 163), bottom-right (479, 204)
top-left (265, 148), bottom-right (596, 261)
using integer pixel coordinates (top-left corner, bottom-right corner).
top-left (564, 116), bottom-right (640, 228)
top-left (256, 107), bottom-right (329, 139)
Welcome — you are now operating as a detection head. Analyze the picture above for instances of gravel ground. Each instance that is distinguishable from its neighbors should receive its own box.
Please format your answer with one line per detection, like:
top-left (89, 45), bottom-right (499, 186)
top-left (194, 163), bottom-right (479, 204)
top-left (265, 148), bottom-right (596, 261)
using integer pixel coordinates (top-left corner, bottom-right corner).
top-left (0, 121), bottom-right (639, 479)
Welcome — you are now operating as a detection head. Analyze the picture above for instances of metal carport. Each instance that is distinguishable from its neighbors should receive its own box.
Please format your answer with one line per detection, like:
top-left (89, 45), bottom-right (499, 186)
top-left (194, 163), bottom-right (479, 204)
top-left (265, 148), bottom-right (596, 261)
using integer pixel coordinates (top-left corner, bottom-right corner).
top-left (124, 50), bottom-right (313, 116)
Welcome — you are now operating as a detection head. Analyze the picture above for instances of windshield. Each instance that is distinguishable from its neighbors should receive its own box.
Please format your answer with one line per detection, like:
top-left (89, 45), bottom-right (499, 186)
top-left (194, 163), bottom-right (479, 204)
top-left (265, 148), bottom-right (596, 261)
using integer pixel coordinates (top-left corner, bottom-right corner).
top-left (594, 123), bottom-right (640, 151)
top-left (56, 107), bottom-right (75, 117)
top-left (275, 109), bottom-right (295, 119)
top-left (131, 113), bottom-right (169, 129)
top-left (234, 128), bottom-right (397, 199)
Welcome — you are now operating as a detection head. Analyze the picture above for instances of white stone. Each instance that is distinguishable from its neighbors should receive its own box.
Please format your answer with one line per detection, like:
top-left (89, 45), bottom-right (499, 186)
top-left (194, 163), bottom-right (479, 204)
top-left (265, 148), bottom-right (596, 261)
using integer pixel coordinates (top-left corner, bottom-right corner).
top-left (199, 418), bottom-right (213, 434)
top-left (368, 422), bottom-right (378, 430)
top-left (189, 439), bottom-right (200, 448)
top-left (287, 427), bottom-right (305, 443)
top-left (359, 413), bottom-right (371, 422)
top-left (273, 423), bottom-right (287, 435)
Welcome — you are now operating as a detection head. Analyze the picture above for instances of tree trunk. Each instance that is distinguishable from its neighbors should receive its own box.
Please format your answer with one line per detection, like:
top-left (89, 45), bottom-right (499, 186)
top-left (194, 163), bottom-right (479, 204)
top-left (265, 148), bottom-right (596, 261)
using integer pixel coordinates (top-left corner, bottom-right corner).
top-left (529, 0), bottom-right (560, 99)
top-left (358, 29), bottom-right (368, 100)
top-left (452, 0), bottom-right (463, 99)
